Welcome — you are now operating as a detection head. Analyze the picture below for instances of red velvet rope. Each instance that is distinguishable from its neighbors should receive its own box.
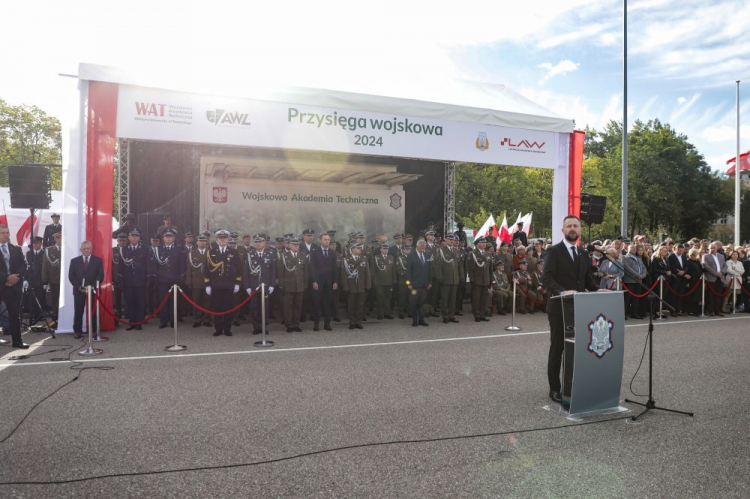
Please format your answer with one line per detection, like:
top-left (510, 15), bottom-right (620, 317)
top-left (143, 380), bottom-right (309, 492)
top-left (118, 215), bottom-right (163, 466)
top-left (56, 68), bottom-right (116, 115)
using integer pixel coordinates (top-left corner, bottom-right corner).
top-left (664, 277), bottom-right (703, 298)
top-left (179, 288), bottom-right (257, 315)
top-left (621, 279), bottom-right (660, 298)
top-left (705, 280), bottom-right (732, 298)
top-left (515, 279), bottom-right (547, 305)
top-left (96, 290), bottom-right (172, 325)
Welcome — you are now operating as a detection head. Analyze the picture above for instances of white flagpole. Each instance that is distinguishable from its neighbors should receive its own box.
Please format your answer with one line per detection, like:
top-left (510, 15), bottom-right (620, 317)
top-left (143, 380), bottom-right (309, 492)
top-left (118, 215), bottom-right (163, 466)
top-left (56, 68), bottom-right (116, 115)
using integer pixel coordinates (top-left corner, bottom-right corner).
top-left (622, 0), bottom-right (629, 238)
top-left (735, 80), bottom-right (741, 246)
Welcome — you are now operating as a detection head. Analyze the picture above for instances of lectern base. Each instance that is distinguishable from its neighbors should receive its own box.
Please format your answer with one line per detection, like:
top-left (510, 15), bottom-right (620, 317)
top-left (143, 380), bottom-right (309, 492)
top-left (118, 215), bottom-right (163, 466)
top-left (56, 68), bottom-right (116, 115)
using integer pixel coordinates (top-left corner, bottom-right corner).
top-left (543, 403), bottom-right (629, 422)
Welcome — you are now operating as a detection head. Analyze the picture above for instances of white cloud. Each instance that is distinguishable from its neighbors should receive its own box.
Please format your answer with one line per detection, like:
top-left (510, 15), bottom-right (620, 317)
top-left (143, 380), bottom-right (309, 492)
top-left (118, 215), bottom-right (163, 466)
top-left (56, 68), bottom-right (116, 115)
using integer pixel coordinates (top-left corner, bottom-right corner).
top-left (701, 125), bottom-right (750, 143)
top-left (677, 97), bottom-right (687, 104)
top-left (670, 93), bottom-right (701, 123)
top-left (537, 60), bottom-right (580, 85)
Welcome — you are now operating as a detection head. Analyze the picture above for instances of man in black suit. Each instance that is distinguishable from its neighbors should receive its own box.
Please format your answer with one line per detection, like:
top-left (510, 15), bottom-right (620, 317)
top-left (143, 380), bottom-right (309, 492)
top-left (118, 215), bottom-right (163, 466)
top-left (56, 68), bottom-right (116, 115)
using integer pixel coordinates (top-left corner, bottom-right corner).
top-left (310, 232), bottom-right (339, 331)
top-left (541, 215), bottom-right (598, 407)
top-left (26, 236), bottom-right (47, 324)
top-left (68, 240), bottom-right (104, 339)
top-left (0, 225), bottom-right (28, 348)
top-left (667, 244), bottom-right (689, 316)
top-left (43, 213), bottom-right (62, 248)
top-left (512, 222), bottom-right (528, 247)
top-left (406, 239), bottom-right (432, 327)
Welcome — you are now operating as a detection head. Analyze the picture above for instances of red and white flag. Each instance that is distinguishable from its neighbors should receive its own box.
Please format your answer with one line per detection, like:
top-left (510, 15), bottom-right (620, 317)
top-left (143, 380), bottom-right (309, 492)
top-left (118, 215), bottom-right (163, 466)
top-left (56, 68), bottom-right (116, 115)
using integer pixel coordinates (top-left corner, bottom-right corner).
top-left (521, 212), bottom-right (533, 237)
top-left (499, 214), bottom-right (511, 244)
top-left (16, 212), bottom-right (43, 246)
top-left (0, 201), bottom-right (7, 227)
top-left (476, 213), bottom-right (496, 239)
top-left (726, 150), bottom-right (750, 175)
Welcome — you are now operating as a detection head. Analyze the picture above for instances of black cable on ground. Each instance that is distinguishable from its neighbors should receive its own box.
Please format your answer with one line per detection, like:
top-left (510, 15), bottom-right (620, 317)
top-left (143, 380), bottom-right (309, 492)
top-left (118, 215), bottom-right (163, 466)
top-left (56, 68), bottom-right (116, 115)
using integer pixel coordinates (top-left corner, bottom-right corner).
top-left (0, 413), bottom-right (633, 486)
top-left (628, 327), bottom-right (651, 398)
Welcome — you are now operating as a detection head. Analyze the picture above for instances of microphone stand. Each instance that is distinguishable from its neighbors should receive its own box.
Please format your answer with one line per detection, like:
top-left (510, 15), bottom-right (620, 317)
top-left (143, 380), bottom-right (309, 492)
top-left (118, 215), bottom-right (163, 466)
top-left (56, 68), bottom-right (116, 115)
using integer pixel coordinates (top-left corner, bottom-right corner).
top-left (593, 249), bottom-right (693, 422)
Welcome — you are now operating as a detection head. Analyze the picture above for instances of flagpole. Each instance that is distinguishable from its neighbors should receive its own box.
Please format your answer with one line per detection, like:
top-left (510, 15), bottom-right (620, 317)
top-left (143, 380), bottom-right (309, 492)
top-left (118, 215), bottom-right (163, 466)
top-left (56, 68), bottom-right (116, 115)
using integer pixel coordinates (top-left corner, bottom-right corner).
top-left (736, 80), bottom-right (741, 246)
top-left (621, 0), bottom-right (629, 238)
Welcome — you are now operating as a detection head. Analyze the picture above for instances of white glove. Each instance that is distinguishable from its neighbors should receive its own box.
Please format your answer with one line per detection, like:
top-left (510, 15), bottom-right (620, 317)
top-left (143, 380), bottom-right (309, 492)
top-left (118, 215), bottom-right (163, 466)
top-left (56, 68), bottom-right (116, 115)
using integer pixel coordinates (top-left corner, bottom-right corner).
top-left (233, 284), bottom-right (240, 294)
top-left (268, 286), bottom-right (274, 295)
top-left (43, 284), bottom-right (50, 291)
top-left (246, 288), bottom-right (252, 296)
top-left (206, 286), bottom-right (212, 296)
top-left (23, 281), bottom-right (29, 291)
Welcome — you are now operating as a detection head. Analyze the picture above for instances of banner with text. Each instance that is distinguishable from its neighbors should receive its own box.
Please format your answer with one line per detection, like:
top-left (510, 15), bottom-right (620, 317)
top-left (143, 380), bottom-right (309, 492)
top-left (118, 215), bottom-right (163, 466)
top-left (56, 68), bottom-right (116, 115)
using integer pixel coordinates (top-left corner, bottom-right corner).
top-left (201, 180), bottom-right (405, 239)
top-left (117, 85), bottom-right (557, 169)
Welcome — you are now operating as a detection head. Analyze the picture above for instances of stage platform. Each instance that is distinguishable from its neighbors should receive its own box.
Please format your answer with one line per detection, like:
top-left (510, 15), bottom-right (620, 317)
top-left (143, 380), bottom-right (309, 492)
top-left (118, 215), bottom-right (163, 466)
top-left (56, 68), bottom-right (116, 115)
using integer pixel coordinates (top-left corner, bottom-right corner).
top-left (0, 313), bottom-right (748, 497)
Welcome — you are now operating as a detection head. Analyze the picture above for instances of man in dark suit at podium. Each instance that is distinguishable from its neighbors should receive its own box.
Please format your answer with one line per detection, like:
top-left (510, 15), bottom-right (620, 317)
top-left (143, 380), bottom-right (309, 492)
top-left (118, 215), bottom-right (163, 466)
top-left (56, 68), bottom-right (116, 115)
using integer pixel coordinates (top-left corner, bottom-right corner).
top-left (68, 240), bottom-right (105, 339)
top-left (542, 215), bottom-right (598, 406)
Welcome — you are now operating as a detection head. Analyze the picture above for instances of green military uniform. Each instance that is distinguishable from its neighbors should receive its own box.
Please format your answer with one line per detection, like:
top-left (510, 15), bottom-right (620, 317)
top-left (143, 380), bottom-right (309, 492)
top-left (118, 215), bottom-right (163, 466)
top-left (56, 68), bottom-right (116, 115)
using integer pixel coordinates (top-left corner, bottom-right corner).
top-left (531, 263), bottom-right (548, 311)
top-left (42, 241), bottom-right (62, 319)
top-left (394, 246), bottom-right (411, 319)
top-left (341, 245), bottom-right (371, 329)
top-left (424, 233), bottom-right (440, 316)
top-left (277, 241), bottom-right (308, 332)
top-left (371, 247), bottom-right (396, 319)
top-left (466, 238), bottom-right (494, 321)
top-left (454, 242), bottom-right (468, 316)
top-left (514, 262), bottom-right (538, 314)
top-left (491, 267), bottom-right (510, 315)
top-left (433, 237), bottom-right (463, 322)
top-left (186, 243), bottom-right (210, 326)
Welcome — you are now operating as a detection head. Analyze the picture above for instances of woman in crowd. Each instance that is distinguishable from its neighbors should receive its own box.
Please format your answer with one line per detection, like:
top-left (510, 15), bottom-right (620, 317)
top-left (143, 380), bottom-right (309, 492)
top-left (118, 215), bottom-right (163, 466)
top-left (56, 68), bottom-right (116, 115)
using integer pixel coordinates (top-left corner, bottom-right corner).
top-left (685, 248), bottom-right (704, 316)
top-left (723, 250), bottom-right (745, 313)
top-left (599, 247), bottom-right (624, 291)
top-left (636, 244), bottom-right (652, 317)
top-left (650, 245), bottom-right (672, 319)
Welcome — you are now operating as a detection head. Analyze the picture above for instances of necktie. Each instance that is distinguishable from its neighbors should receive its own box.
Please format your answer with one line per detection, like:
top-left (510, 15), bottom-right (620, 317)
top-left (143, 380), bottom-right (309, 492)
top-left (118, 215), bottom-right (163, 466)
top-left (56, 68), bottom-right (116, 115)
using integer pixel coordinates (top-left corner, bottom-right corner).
top-left (1, 245), bottom-right (8, 269)
top-left (420, 252), bottom-right (424, 264)
top-left (84, 256), bottom-right (89, 271)
top-left (570, 245), bottom-right (576, 261)
top-left (293, 253), bottom-right (296, 259)
top-left (324, 249), bottom-right (328, 258)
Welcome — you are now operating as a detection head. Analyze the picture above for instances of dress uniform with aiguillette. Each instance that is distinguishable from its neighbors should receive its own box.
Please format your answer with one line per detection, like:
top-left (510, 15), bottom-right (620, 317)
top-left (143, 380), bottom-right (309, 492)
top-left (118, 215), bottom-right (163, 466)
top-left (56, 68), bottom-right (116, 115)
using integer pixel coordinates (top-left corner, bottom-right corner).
top-left (186, 235), bottom-right (211, 328)
top-left (42, 234), bottom-right (62, 320)
top-left (151, 228), bottom-right (185, 328)
top-left (433, 235), bottom-right (462, 323)
top-left (466, 236), bottom-right (494, 321)
top-left (118, 229), bottom-right (149, 329)
top-left (371, 244), bottom-right (396, 320)
top-left (341, 243), bottom-right (371, 329)
top-left (395, 245), bottom-right (411, 319)
top-left (204, 230), bottom-right (242, 336)
top-left (43, 213), bottom-right (62, 248)
top-left (243, 234), bottom-right (277, 335)
top-left (277, 237), bottom-right (308, 332)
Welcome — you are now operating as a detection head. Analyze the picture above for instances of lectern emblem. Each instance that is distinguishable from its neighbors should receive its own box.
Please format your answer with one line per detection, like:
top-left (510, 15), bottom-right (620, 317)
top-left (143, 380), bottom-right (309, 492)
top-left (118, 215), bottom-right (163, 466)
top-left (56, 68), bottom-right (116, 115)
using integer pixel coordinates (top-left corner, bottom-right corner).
top-left (587, 313), bottom-right (614, 359)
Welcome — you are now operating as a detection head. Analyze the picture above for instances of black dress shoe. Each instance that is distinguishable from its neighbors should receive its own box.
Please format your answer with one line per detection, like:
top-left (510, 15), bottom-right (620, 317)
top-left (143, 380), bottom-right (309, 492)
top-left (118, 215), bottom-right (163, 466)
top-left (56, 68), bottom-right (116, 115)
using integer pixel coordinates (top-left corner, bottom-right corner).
top-left (549, 390), bottom-right (562, 403)
top-left (159, 323), bottom-right (168, 329)
top-left (135, 326), bottom-right (142, 330)
top-left (203, 321), bottom-right (212, 327)
top-left (333, 317), bottom-right (341, 322)
top-left (377, 315), bottom-right (383, 320)
top-left (481, 317), bottom-right (490, 321)
top-left (475, 318), bottom-right (482, 322)
top-left (252, 330), bottom-right (261, 335)
top-left (456, 311), bottom-right (463, 316)
top-left (224, 330), bottom-right (233, 336)
top-left (449, 318), bottom-right (459, 323)
top-left (362, 316), bottom-right (367, 321)
top-left (384, 315), bottom-right (394, 320)
top-left (287, 327), bottom-right (294, 333)
top-left (412, 321), bottom-right (418, 327)
top-left (399, 314), bottom-right (405, 319)
top-left (213, 331), bottom-right (223, 337)
top-left (12, 343), bottom-right (30, 349)
top-left (349, 324), bottom-right (356, 330)
top-left (126, 326), bottom-right (136, 331)
top-left (324, 324), bottom-right (332, 331)
top-left (418, 321), bottom-right (429, 327)
top-left (355, 324), bottom-right (363, 329)
top-left (443, 318), bottom-right (449, 324)
top-left (74, 332), bottom-right (82, 339)
top-left (294, 327), bottom-right (302, 332)
top-left (192, 322), bottom-right (201, 328)
top-left (313, 323), bottom-right (320, 332)
top-left (233, 320), bottom-right (241, 326)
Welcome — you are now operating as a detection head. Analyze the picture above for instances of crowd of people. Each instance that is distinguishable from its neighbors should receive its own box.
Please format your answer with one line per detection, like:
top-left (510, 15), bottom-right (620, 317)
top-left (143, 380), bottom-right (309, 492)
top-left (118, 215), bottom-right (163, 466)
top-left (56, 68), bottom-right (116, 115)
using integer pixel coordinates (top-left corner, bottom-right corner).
top-left (3, 212), bottom-right (750, 349)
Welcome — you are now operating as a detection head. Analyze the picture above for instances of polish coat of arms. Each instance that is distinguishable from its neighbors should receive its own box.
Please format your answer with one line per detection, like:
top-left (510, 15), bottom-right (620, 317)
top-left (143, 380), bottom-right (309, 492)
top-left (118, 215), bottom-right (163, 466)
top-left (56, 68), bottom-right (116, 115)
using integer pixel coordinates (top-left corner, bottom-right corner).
top-left (213, 187), bottom-right (228, 203)
top-left (587, 313), bottom-right (614, 359)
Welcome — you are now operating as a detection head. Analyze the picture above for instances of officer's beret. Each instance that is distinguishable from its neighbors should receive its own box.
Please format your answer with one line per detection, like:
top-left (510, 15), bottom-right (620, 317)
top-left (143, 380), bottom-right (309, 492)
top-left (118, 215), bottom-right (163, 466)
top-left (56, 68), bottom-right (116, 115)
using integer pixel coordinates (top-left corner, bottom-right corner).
top-left (51, 213), bottom-right (61, 218)
top-left (445, 234), bottom-right (458, 240)
top-left (495, 261), bottom-right (505, 266)
top-left (351, 243), bottom-right (364, 250)
top-left (288, 237), bottom-right (301, 245)
top-left (380, 243), bottom-right (390, 250)
top-left (474, 236), bottom-right (486, 244)
top-left (162, 228), bottom-right (177, 237)
top-left (215, 229), bottom-right (229, 238)
top-left (427, 221), bottom-right (435, 225)
top-left (184, 232), bottom-right (194, 238)
top-left (537, 260), bottom-right (545, 266)
top-left (32, 236), bottom-right (44, 243)
top-left (196, 235), bottom-right (207, 242)
top-left (128, 228), bottom-right (141, 237)
top-left (302, 229), bottom-right (315, 236)
top-left (516, 222), bottom-right (523, 226)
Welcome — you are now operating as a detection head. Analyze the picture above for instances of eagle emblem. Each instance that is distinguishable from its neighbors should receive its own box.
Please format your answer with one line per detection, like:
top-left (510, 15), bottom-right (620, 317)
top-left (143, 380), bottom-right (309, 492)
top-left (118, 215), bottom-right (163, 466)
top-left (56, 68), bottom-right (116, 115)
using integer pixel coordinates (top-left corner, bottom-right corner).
top-left (475, 132), bottom-right (489, 151)
top-left (390, 193), bottom-right (402, 210)
top-left (587, 313), bottom-right (614, 359)
top-left (213, 187), bottom-right (228, 203)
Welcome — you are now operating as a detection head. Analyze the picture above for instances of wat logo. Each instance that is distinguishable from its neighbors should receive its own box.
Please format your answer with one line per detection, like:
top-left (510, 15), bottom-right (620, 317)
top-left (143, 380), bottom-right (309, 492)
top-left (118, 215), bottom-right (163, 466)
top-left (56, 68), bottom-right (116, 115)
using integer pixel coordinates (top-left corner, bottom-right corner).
top-left (206, 109), bottom-right (252, 127)
top-left (390, 193), bottom-right (402, 210)
top-left (213, 187), bottom-right (228, 203)
top-left (500, 137), bottom-right (547, 154)
top-left (133, 102), bottom-right (193, 125)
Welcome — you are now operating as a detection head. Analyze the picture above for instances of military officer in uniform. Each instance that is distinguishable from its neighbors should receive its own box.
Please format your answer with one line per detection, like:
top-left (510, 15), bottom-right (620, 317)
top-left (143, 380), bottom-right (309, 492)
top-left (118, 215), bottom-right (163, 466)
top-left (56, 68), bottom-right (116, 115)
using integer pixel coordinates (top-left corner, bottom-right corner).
top-left (490, 261), bottom-right (510, 316)
top-left (119, 228), bottom-right (148, 329)
top-left (146, 235), bottom-right (160, 314)
top-left (531, 260), bottom-right (548, 312)
top-left (371, 243), bottom-right (396, 320)
top-left (329, 241), bottom-right (343, 322)
top-left (389, 234), bottom-right (403, 258)
top-left (156, 214), bottom-right (179, 241)
top-left (424, 230), bottom-right (441, 317)
top-left (514, 260), bottom-right (538, 314)
top-left (112, 213), bottom-right (141, 240)
top-left (43, 213), bottom-right (62, 248)
top-left (395, 244), bottom-right (411, 319)
top-left (186, 234), bottom-right (211, 328)
top-left (204, 230), bottom-right (242, 336)
top-left (299, 229), bottom-right (317, 322)
top-left (341, 242), bottom-right (371, 329)
top-left (466, 236), bottom-right (494, 322)
top-left (512, 221), bottom-right (528, 247)
top-left (25, 236), bottom-right (46, 324)
top-left (243, 234), bottom-right (277, 335)
top-left (277, 237), bottom-right (308, 333)
top-left (434, 233), bottom-right (462, 323)
top-left (42, 232), bottom-right (62, 321)
top-left (112, 233), bottom-right (127, 318)
top-left (151, 228), bottom-right (185, 328)
top-left (454, 236), bottom-right (468, 316)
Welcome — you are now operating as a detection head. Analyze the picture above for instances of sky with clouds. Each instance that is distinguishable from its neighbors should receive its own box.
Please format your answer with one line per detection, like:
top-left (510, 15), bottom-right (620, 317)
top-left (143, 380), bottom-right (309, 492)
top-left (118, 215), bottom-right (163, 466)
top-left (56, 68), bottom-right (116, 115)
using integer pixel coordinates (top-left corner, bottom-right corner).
top-left (1, 0), bottom-right (748, 172)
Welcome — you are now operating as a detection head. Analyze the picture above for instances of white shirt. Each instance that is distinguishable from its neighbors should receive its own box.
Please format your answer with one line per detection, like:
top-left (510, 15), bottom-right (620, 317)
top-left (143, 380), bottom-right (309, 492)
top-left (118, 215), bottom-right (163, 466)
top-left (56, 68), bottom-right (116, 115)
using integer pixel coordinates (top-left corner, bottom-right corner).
top-left (564, 241), bottom-right (578, 261)
top-left (711, 254), bottom-right (721, 273)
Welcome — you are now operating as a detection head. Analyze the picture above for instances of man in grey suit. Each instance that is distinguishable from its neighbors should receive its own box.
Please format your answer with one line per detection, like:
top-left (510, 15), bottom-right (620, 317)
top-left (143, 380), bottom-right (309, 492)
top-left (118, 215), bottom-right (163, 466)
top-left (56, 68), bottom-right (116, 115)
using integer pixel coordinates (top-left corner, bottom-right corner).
top-left (702, 242), bottom-right (727, 316)
top-left (622, 244), bottom-right (648, 319)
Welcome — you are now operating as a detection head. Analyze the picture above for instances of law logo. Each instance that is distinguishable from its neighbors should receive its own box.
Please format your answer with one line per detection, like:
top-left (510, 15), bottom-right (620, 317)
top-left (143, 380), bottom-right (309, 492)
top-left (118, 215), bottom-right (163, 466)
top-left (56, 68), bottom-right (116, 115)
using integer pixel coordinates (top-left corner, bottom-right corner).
top-left (587, 313), bottom-right (614, 358)
top-left (213, 187), bottom-right (228, 203)
top-left (390, 193), bottom-right (402, 210)
top-left (475, 132), bottom-right (489, 151)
